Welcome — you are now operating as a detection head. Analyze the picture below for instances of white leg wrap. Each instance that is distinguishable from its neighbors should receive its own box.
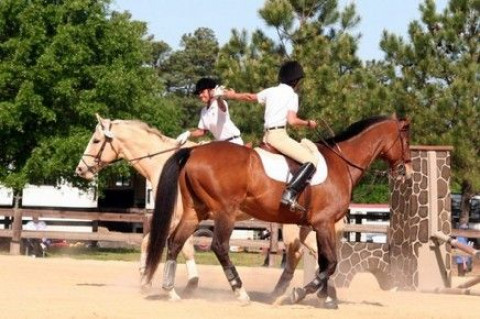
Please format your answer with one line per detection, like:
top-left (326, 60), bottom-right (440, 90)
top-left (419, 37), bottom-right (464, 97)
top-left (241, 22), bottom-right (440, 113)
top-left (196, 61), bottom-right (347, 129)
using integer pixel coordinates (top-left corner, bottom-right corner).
top-left (185, 259), bottom-right (199, 280)
top-left (234, 287), bottom-right (250, 305)
top-left (139, 252), bottom-right (147, 274)
top-left (166, 288), bottom-right (181, 301)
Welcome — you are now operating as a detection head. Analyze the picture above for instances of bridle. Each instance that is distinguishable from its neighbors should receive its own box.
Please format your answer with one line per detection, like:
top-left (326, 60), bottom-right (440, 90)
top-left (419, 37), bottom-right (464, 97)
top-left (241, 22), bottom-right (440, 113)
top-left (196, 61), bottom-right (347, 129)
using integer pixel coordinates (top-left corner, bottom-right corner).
top-left (80, 122), bottom-right (181, 175)
top-left (317, 118), bottom-right (411, 176)
top-left (380, 120), bottom-right (411, 177)
top-left (80, 122), bottom-right (119, 175)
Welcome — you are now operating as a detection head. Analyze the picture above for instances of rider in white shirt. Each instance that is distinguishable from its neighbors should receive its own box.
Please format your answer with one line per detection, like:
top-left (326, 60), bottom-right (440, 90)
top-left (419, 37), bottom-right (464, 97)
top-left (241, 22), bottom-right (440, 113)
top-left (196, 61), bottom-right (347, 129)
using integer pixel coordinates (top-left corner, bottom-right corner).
top-left (220, 61), bottom-right (318, 212)
top-left (176, 78), bottom-right (244, 146)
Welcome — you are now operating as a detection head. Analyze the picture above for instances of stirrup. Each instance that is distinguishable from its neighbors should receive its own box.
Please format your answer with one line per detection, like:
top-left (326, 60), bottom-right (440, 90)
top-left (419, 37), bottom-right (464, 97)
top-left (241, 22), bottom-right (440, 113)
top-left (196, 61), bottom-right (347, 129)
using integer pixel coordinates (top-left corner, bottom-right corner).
top-left (281, 198), bottom-right (306, 213)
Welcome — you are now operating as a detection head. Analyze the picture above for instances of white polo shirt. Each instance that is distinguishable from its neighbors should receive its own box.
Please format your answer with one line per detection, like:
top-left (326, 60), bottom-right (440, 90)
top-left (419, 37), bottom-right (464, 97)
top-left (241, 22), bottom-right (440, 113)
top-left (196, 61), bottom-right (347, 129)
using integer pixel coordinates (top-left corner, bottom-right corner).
top-left (256, 83), bottom-right (299, 129)
top-left (198, 99), bottom-right (242, 143)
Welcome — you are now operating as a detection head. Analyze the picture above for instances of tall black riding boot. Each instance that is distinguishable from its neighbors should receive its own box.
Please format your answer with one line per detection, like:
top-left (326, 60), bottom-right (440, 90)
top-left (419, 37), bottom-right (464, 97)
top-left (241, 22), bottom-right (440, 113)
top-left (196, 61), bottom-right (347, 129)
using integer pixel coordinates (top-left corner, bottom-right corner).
top-left (281, 162), bottom-right (316, 212)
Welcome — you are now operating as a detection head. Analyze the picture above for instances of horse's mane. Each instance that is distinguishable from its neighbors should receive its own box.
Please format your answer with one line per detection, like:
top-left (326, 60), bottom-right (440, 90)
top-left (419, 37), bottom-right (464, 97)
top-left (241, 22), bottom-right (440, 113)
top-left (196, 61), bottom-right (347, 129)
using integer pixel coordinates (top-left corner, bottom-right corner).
top-left (113, 119), bottom-right (170, 142)
top-left (323, 115), bottom-right (390, 145)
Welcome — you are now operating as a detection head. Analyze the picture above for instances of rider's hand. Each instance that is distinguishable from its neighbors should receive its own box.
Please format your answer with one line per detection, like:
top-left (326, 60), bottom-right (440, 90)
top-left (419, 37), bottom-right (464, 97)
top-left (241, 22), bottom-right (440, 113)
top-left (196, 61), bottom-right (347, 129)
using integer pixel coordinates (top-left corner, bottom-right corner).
top-left (211, 85), bottom-right (225, 98)
top-left (176, 131), bottom-right (191, 145)
top-left (307, 120), bottom-right (318, 129)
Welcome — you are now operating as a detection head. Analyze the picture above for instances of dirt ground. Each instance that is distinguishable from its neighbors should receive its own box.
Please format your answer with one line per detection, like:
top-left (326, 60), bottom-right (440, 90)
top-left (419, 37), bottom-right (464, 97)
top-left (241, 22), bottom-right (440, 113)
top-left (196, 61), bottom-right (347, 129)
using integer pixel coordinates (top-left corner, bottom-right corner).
top-left (1, 254), bottom-right (479, 319)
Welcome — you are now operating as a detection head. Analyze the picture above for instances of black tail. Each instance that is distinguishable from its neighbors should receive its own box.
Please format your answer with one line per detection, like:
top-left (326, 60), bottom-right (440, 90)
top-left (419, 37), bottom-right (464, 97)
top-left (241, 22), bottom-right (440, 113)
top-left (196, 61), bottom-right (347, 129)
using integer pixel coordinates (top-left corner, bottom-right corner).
top-left (144, 148), bottom-right (192, 283)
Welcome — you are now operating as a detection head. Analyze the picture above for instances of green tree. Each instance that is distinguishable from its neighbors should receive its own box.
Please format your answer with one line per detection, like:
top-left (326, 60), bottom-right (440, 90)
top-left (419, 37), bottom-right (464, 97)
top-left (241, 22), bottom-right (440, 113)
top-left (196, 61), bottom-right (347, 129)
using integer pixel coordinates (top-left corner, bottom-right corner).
top-left (380, 0), bottom-right (480, 197)
top-left (0, 0), bottom-right (176, 192)
top-left (157, 27), bottom-right (220, 130)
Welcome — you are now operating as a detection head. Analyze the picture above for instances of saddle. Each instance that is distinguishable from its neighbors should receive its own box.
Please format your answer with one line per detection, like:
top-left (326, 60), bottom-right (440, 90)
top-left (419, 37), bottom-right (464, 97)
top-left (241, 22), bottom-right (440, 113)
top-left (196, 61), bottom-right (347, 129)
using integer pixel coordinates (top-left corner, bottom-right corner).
top-left (254, 139), bottom-right (328, 185)
top-left (259, 142), bottom-right (302, 173)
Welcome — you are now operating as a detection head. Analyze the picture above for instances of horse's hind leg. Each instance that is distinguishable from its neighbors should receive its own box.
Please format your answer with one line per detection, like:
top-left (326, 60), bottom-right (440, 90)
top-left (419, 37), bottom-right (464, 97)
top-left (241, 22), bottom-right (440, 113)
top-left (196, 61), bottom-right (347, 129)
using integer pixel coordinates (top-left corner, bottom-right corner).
top-left (211, 215), bottom-right (250, 304)
top-left (139, 232), bottom-right (199, 293)
top-left (163, 216), bottom-right (199, 301)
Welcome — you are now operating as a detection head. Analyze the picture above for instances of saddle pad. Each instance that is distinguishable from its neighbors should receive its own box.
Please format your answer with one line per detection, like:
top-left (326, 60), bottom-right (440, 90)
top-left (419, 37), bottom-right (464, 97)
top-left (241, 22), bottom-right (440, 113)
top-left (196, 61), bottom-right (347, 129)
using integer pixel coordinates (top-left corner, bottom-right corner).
top-left (254, 148), bottom-right (328, 185)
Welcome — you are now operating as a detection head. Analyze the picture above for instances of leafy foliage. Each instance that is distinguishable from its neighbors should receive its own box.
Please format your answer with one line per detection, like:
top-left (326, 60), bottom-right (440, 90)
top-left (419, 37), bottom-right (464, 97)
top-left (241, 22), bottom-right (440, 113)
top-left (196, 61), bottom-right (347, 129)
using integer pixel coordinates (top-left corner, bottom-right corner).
top-left (1, 0), bottom-right (478, 205)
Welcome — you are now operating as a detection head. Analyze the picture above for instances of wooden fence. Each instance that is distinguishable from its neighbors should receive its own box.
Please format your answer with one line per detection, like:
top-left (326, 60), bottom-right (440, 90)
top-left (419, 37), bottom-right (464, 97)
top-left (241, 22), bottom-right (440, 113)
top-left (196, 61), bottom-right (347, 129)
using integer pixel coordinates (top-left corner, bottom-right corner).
top-left (4, 207), bottom-right (477, 262)
top-left (0, 208), bottom-right (283, 260)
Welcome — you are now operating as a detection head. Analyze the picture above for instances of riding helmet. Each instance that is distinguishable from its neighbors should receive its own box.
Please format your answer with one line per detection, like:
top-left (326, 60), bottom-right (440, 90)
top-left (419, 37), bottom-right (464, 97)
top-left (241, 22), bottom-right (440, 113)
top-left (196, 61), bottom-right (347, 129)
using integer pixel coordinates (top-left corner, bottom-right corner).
top-left (194, 77), bottom-right (217, 95)
top-left (278, 61), bottom-right (304, 84)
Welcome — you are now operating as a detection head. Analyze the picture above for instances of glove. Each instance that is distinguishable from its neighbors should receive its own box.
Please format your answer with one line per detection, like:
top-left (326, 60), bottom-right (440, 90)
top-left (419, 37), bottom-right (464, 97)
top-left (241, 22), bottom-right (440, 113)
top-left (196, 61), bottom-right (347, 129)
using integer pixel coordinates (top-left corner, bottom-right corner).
top-left (212, 85), bottom-right (225, 98)
top-left (176, 131), bottom-right (191, 145)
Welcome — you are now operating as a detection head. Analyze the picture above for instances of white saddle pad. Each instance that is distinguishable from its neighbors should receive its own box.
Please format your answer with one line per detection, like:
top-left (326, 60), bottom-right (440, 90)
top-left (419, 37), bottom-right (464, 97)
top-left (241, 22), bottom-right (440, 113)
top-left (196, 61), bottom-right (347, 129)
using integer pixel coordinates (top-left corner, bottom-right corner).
top-left (254, 141), bottom-right (328, 185)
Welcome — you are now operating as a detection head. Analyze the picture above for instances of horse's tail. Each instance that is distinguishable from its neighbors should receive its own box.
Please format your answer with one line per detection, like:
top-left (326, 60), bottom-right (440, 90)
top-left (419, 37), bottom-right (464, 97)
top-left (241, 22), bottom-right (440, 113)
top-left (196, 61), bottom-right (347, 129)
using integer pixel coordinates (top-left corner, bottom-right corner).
top-left (144, 147), bottom-right (192, 283)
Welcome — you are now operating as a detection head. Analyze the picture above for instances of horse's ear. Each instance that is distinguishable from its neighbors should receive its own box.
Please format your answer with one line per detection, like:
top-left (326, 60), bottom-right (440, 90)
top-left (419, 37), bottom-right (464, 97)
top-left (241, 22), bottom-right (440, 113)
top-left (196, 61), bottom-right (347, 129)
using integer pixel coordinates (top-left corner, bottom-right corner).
top-left (96, 113), bottom-right (107, 129)
top-left (391, 112), bottom-right (398, 120)
top-left (400, 118), bottom-right (410, 131)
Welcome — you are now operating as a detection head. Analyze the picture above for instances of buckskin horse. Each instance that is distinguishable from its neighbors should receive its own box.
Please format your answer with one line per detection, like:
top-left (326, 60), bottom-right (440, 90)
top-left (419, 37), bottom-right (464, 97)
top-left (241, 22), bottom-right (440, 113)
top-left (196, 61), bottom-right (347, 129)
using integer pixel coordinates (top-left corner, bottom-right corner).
top-left (144, 115), bottom-right (412, 308)
top-left (75, 114), bottom-right (328, 301)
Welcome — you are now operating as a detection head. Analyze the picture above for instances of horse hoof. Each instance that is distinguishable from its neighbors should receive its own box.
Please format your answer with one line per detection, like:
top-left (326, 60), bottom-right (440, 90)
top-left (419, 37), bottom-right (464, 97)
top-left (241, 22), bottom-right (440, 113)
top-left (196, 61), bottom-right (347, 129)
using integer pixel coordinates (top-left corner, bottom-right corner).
top-left (271, 284), bottom-right (288, 298)
top-left (272, 294), bottom-right (289, 306)
top-left (235, 288), bottom-right (251, 306)
top-left (185, 277), bottom-right (199, 291)
top-left (140, 283), bottom-right (152, 294)
top-left (321, 297), bottom-right (338, 310)
top-left (290, 287), bottom-right (306, 304)
top-left (166, 289), bottom-right (182, 302)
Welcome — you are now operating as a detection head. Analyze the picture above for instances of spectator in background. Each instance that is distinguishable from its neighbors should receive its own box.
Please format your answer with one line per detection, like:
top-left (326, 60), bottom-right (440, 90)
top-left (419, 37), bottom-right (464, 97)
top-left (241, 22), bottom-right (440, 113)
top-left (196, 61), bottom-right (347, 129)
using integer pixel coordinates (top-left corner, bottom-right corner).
top-left (456, 223), bottom-right (473, 276)
top-left (23, 214), bottom-right (49, 257)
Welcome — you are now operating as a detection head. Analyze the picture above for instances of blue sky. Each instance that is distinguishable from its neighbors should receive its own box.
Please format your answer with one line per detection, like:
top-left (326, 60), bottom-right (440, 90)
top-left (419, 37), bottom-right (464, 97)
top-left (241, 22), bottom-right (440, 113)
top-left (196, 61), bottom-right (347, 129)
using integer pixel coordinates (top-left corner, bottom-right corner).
top-left (112, 0), bottom-right (449, 61)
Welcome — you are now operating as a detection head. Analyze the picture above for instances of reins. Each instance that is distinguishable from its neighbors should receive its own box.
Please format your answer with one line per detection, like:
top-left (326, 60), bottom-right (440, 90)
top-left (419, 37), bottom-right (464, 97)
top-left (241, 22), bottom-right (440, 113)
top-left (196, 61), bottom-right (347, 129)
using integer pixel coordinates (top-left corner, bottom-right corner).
top-left (314, 118), bottom-right (410, 177)
top-left (125, 146), bottom-right (182, 164)
top-left (314, 119), bottom-right (366, 172)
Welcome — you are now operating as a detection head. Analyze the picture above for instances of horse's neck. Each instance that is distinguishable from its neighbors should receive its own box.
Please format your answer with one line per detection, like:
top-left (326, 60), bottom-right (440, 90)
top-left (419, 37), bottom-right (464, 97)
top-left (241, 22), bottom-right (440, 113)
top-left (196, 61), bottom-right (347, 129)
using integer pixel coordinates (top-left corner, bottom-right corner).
top-left (336, 128), bottom-right (388, 184)
top-left (116, 129), bottom-right (180, 186)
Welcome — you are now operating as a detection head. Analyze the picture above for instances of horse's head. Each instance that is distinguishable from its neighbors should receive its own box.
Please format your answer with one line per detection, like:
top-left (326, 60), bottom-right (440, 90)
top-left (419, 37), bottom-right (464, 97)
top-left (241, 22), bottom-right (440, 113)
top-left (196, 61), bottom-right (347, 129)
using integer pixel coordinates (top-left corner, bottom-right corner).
top-left (380, 116), bottom-right (413, 180)
top-left (75, 114), bottom-right (120, 180)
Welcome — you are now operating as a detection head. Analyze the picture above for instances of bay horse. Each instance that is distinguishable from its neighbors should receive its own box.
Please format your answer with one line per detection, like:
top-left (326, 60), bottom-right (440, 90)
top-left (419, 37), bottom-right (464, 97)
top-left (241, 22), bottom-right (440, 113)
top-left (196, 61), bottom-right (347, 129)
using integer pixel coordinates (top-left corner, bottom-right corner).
top-left (144, 115), bottom-right (412, 308)
top-left (75, 114), bottom-right (324, 301)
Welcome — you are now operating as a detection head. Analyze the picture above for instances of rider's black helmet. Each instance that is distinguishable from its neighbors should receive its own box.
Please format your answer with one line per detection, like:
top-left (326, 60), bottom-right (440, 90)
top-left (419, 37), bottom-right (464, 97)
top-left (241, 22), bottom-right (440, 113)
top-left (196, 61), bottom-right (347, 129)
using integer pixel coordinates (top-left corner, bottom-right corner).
top-left (278, 61), bottom-right (304, 85)
top-left (194, 77), bottom-right (217, 95)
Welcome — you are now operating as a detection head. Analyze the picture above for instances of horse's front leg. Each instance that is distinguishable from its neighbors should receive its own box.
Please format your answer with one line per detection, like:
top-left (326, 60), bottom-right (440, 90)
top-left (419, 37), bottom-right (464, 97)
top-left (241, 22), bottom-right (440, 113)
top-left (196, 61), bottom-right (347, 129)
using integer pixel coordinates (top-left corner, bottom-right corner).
top-left (212, 215), bottom-right (250, 305)
top-left (291, 221), bottom-right (338, 309)
top-left (163, 218), bottom-right (199, 301)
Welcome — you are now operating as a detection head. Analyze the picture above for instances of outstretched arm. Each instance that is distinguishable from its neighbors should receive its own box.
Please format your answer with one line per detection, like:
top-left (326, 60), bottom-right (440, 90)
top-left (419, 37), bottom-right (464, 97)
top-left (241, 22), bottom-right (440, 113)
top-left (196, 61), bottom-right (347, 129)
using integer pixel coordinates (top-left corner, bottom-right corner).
top-left (223, 89), bottom-right (258, 102)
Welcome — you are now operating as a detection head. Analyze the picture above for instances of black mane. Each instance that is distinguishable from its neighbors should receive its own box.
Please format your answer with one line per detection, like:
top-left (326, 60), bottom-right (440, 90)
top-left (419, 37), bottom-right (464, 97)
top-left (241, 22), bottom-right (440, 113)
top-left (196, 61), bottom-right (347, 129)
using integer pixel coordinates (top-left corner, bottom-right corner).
top-left (323, 116), bottom-right (390, 145)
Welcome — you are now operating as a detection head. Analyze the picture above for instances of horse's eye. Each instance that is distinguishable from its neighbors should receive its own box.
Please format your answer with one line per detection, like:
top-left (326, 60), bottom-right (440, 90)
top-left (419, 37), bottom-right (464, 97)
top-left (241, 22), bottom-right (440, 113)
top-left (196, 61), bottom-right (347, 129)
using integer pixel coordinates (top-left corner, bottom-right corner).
top-left (93, 139), bottom-right (101, 144)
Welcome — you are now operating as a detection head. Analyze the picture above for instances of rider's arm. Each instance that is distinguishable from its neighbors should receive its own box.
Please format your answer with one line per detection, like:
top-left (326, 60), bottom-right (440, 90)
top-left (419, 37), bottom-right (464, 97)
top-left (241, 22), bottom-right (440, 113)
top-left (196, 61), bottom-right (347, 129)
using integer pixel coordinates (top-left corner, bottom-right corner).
top-left (287, 111), bottom-right (318, 129)
top-left (189, 128), bottom-right (208, 138)
top-left (223, 90), bottom-right (258, 102)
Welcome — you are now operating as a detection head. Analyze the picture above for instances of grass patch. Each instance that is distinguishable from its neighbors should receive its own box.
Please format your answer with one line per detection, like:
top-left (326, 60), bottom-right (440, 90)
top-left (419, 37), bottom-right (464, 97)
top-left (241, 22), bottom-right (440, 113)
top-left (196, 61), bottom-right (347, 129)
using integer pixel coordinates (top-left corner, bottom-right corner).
top-left (40, 246), bottom-right (286, 268)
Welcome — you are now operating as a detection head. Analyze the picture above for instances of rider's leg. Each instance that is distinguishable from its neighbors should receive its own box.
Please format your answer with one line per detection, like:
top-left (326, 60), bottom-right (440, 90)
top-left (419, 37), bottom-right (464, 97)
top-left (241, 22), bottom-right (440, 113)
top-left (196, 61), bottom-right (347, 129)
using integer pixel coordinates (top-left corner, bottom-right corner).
top-left (264, 129), bottom-right (317, 211)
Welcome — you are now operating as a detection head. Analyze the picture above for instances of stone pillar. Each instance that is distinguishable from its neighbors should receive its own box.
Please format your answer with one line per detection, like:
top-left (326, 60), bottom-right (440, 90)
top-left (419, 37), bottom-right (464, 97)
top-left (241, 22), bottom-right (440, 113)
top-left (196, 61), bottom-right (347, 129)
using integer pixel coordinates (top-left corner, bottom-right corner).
top-left (389, 146), bottom-right (453, 290)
